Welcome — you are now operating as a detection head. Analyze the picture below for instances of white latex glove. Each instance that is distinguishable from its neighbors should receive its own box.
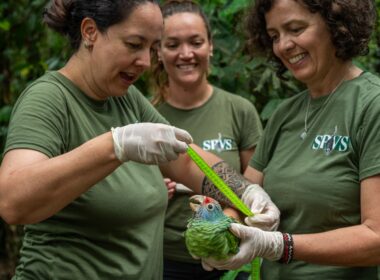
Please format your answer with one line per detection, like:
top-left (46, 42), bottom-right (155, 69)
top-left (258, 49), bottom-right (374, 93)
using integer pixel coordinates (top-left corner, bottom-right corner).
top-left (202, 223), bottom-right (283, 271)
top-left (111, 123), bottom-right (193, 164)
top-left (242, 184), bottom-right (280, 231)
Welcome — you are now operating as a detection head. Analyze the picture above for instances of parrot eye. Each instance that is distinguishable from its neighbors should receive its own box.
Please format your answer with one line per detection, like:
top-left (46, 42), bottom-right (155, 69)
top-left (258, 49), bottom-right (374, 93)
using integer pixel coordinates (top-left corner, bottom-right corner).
top-left (207, 204), bottom-right (214, 210)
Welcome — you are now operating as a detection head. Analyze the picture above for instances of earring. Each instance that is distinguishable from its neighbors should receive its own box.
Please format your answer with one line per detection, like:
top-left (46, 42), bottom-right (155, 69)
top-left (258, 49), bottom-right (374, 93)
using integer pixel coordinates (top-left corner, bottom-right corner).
top-left (157, 56), bottom-right (163, 65)
top-left (84, 41), bottom-right (92, 49)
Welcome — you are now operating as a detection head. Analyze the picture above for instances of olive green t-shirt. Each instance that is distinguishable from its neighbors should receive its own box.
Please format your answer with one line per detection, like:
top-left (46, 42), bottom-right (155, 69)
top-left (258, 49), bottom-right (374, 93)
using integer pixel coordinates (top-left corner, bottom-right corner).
top-left (6, 71), bottom-right (169, 280)
top-left (250, 72), bottom-right (380, 279)
top-left (157, 86), bottom-right (263, 262)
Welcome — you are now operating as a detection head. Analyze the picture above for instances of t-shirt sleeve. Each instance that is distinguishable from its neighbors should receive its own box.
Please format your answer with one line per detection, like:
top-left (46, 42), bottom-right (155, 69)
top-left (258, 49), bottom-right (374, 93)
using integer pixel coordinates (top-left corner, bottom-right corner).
top-left (249, 102), bottom-right (286, 172)
top-left (237, 98), bottom-right (263, 150)
top-left (358, 94), bottom-right (380, 180)
top-left (249, 125), bottom-right (270, 172)
top-left (5, 82), bottom-right (68, 158)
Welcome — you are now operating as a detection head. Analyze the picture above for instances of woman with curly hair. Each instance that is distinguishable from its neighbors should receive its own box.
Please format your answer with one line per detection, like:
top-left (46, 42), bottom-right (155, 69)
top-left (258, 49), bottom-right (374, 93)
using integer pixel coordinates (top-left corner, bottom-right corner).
top-left (197, 0), bottom-right (380, 279)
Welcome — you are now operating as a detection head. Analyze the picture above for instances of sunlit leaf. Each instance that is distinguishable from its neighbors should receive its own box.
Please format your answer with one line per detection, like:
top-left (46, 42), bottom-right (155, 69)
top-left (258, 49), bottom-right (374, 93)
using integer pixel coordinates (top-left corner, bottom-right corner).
top-left (0, 20), bottom-right (10, 31)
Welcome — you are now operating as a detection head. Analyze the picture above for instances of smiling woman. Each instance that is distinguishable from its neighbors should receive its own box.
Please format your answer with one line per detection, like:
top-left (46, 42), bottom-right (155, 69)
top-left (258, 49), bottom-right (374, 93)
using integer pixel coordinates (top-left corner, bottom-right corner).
top-left (264, 0), bottom-right (350, 93)
top-left (148, 1), bottom-right (264, 279)
top-left (199, 0), bottom-right (380, 280)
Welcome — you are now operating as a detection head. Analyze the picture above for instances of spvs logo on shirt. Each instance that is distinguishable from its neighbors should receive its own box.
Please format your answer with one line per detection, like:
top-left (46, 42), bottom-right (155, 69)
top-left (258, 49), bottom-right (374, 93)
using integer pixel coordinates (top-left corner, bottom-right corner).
top-left (202, 133), bottom-right (236, 152)
top-left (312, 134), bottom-right (350, 154)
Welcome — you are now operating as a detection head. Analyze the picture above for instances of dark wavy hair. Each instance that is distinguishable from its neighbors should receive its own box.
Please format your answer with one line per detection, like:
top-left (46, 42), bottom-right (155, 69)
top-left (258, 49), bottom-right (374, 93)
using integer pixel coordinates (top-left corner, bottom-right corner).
top-left (43, 0), bottom-right (158, 50)
top-left (149, 0), bottom-right (212, 106)
top-left (245, 0), bottom-right (377, 78)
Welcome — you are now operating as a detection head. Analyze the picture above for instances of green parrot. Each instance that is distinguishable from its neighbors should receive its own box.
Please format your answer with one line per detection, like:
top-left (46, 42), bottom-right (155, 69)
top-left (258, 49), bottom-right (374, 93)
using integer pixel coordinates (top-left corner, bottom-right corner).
top-left (184, 195), bottom-right (239, 260)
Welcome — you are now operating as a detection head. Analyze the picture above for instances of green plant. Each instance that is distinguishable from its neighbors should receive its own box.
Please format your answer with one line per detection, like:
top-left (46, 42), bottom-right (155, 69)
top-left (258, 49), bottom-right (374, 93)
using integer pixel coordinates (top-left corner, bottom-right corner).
top-left (1, 1), bottom-right (380, 278)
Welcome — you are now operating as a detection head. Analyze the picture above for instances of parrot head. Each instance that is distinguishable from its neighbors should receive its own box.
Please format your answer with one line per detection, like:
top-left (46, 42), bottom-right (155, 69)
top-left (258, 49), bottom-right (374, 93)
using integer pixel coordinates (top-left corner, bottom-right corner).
top-left (189, 195), bottom-right (225, 222)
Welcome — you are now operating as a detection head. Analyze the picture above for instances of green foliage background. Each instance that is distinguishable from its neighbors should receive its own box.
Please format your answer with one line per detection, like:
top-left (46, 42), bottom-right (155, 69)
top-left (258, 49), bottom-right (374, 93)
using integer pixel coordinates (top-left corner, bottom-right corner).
top-left (0, 0), bottom-right (380, 278)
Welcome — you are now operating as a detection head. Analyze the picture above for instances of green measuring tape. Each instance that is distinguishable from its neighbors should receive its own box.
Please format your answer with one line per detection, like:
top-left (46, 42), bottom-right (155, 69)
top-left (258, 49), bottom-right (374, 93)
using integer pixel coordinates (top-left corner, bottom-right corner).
top-left (187, 145), bottom-right (261, 279)
top-left (187, 145), bottom-right (253, 217)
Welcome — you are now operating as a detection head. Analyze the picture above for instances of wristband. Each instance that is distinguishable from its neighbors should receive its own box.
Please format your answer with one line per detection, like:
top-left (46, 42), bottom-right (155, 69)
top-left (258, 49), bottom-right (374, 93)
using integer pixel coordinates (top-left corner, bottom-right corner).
top-left (279, 233), bottom-right (294, 264)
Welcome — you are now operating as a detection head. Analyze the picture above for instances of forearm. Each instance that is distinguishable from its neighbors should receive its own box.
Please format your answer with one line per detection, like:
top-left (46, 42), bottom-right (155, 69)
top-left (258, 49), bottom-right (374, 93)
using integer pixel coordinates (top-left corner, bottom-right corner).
top-left (0, 132), bottom-right (121, 224)
top-left (161, 148), bottom-right (252, 208)
top-left (202, 161), bottom-right (251, 208)
top-left (293, 224), bottom-right (380, 266)
top-left (160, 144), bottom-right (220, 193)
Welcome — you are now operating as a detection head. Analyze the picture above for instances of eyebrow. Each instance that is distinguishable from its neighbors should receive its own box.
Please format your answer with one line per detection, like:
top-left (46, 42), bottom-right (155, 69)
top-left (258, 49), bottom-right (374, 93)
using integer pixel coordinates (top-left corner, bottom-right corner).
top-left (125, 35), bottom-right (161, 46)
top-left (267, 19), bottom-right (305, 32)
top-left (164, 34), bottom-right (204, 41)
top-left (125, 35), bottom-right (146, 41)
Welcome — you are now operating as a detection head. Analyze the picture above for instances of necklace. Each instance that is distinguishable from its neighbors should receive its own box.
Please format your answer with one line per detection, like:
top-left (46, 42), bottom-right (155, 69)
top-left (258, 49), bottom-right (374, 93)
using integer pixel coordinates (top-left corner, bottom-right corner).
top-left (300, 79), bottom-right (344, 140)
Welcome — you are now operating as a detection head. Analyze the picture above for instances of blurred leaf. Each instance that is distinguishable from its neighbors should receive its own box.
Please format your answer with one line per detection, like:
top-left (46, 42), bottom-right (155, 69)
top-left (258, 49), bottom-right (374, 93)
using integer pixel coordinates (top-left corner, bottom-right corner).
top-left (0, 20), bottom-right (10, 31)
top-left (219, 1), bottom-right (250, 20)
top-left (0, 105), bottom-right (12, 123)
top-left (255, 68), bottom-right (272, 92)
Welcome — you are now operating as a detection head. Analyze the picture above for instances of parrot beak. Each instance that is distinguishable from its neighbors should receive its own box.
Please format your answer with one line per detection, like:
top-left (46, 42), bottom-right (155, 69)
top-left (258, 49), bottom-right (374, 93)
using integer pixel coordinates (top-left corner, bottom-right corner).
top-left (189, 195), bottom-right (204, 212)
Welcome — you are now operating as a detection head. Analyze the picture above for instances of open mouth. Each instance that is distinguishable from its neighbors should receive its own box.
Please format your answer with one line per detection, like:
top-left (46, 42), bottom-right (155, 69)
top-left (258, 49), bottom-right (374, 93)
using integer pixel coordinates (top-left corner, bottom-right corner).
top-left (120, 72), bottom-right (137, 84)
top-left (288, 53), bottom-right (306, 64)
top-left (177, 63), bottom-right (197, 71)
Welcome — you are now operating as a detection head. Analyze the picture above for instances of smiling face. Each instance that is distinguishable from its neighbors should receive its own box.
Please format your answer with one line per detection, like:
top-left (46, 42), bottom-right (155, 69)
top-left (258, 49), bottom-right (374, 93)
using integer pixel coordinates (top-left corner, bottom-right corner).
top-left (88, 2), bottom-right (163, 99)
top-left (265, 0), bottom-right (339, 87)
top-left (159, 12), bottom-right (213, 87)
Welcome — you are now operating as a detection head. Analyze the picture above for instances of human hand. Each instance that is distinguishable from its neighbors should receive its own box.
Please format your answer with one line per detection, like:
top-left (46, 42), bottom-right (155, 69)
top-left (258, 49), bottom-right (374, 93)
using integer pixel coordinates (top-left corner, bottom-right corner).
top-left (201, 223), bottom-right (283, 271)
top-left (111, 123), bottom-right (193, 164)
top-left (242, 184), bottom-right (280, 231)
top-left (164, 178), bottom-right (176, 199)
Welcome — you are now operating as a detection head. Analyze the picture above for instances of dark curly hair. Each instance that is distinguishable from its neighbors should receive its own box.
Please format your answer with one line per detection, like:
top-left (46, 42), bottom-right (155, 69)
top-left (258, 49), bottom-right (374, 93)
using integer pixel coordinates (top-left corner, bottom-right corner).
top-left (245, 0), bottom-right (377, 78)
top-left (43, 0), bottom-right (158, 50)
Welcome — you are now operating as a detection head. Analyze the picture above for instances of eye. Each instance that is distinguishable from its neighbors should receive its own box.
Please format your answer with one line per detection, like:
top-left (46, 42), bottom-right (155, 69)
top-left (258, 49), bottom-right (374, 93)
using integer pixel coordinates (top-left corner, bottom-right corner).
top-left (290, 27), bottom-right (304, 34)
top-left (268, 32), bottom-right (279, 43)
top-left (126, 42), bottom-right (143, 50)
top-left (164, 42), bottom-right (178, 50)
top-left (207, 204), bottom-right (214, 210)
top-left (271, 35), bottom-right (279, 43)
top-left (191, 40), bottom-right (204, 48)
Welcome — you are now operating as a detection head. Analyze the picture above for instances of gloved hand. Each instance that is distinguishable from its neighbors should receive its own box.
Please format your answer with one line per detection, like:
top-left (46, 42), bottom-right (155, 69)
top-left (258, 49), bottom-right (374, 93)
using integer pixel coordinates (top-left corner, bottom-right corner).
top-left (201, 223), bottom-right (283, 271)
top-left (242, 184), bottom-right (280, 231)
top-left (111, 123), bottom-right (193, 164)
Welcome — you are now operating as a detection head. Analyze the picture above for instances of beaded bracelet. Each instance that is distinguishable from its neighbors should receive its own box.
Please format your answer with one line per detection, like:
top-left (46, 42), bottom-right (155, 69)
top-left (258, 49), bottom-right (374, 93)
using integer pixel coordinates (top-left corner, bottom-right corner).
top-left (279, 233), bottom-right (294, 264)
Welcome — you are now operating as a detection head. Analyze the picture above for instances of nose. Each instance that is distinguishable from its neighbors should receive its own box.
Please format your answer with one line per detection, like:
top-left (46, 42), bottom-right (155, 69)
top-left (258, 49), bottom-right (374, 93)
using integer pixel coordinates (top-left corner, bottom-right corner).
top-left (277, 35), bottom-right (295, 53)
top-left (135, 48), bottom-right (151, 69)
top-left (179, 44), bottom-right (194, 59)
